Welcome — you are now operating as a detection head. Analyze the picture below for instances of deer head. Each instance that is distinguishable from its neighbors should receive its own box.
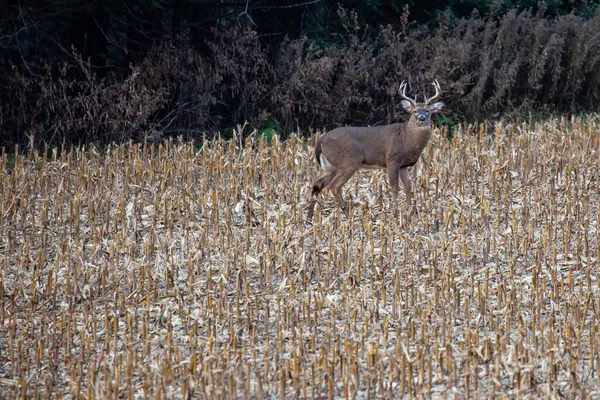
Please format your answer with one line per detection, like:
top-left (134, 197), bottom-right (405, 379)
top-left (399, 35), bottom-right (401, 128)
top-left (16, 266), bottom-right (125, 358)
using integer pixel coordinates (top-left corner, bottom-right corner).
top-left (399, 80), bottom-right (444, 126)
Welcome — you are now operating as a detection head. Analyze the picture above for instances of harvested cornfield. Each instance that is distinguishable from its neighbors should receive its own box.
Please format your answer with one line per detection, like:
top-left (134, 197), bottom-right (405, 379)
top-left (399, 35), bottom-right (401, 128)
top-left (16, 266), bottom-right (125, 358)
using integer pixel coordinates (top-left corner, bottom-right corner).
top-left (1, 116), bottom-right (600, 399)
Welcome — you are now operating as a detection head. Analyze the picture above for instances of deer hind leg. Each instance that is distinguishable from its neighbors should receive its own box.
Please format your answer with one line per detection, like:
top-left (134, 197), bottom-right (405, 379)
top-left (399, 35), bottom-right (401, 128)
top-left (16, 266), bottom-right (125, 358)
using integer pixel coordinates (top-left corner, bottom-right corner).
top-left (307, 169), bottom-right (336, 222)
top-left (329, 168), bottom-right (358, 218)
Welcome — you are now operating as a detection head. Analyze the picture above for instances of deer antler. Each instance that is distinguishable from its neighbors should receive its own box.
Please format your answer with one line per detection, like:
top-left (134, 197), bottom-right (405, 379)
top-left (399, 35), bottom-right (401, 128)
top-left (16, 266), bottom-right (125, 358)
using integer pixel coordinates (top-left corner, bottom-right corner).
top-left (399, 81), bottom-right (417, 105)
top-left (425, 79), bottom-right (441, 105)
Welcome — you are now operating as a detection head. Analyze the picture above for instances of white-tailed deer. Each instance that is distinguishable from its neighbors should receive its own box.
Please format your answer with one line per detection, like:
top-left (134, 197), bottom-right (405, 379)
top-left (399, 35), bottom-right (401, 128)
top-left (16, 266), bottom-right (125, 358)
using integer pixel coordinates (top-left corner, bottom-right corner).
top-left (307, 80), bottom-right (444, 221)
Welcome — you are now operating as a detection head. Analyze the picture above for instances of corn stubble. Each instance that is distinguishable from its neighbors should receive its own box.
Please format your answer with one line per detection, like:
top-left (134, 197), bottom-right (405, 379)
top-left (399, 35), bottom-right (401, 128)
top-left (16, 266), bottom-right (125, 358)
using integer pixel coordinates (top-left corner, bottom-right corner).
top-left (1, 116), bottom-right (599, 399)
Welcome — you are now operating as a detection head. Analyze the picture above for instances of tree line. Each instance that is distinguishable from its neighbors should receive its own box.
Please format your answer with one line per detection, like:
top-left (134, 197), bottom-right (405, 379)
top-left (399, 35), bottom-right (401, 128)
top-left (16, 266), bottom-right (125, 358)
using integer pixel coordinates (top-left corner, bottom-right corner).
top-left (1, 0), bottom-right (599, 146)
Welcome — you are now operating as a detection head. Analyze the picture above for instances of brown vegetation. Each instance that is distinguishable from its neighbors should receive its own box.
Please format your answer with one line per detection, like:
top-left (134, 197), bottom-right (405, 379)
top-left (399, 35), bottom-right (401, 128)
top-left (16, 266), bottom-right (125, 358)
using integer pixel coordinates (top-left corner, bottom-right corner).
top-left (1, 116), bottom-right (599, 398)
top-left (2, 7), bottom-right (600, 146)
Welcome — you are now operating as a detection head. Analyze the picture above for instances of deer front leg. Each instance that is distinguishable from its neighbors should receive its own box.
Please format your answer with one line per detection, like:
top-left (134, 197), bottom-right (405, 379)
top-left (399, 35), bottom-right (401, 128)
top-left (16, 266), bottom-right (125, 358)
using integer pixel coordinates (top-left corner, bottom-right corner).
top-left (387, 163), bottom-right (400, 215)
top-left (399, 167), bottom-right (415, 215)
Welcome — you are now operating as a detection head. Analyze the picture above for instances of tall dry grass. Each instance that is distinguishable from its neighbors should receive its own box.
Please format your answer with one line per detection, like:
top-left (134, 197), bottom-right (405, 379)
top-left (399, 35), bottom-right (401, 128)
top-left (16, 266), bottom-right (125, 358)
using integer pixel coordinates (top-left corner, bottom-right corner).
top-left (1, 115), bottom-right (599, 398)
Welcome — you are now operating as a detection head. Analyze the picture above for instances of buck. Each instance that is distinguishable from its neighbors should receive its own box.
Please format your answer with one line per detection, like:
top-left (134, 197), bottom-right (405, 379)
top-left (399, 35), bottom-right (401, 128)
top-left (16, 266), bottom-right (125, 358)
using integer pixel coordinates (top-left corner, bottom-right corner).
top-left (307, 80), bottom-right (444, 221)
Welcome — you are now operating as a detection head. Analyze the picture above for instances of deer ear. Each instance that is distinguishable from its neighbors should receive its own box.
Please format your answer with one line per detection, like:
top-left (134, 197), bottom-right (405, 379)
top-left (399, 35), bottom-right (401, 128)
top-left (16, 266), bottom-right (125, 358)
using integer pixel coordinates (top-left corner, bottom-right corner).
top-left (401, 100), bottom-right (413, 112)
top-left (430, 102), bottom-right (444, 113)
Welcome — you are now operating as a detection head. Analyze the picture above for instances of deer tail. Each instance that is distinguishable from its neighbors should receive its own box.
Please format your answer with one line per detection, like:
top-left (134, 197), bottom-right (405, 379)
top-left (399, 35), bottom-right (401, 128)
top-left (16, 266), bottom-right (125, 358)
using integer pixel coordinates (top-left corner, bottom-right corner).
top-left (314, 139), bottom-right (322, 166)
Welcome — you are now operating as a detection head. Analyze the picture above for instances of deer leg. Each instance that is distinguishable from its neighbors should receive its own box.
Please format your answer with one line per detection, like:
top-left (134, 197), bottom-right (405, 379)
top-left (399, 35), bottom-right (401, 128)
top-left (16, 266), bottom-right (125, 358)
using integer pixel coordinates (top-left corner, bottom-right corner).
top-left (307, 170), bottom-right (336, 222)
top-left (329, 169), bottom-right (357, 218)
top-left (387, 163), bottom-right (400, 215)
top-left (399, 167), bottom-right (414, 214)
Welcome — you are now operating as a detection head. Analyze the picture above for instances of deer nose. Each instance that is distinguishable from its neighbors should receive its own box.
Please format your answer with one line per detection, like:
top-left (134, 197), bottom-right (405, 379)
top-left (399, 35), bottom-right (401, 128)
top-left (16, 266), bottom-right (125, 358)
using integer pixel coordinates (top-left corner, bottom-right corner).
top-left (418, 114), bottom-right (427, 122)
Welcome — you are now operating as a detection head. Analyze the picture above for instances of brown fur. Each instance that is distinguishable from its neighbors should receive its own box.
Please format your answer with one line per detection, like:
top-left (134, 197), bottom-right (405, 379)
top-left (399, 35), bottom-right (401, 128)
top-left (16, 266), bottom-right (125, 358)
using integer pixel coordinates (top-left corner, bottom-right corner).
top-left (318, 120), bottom-right (431, 171)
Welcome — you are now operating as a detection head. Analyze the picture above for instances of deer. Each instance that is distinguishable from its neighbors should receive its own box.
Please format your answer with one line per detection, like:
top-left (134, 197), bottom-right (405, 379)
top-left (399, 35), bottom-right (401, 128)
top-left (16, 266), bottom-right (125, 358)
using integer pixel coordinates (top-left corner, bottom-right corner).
top-left (307, 80), bottom-right (444, 221)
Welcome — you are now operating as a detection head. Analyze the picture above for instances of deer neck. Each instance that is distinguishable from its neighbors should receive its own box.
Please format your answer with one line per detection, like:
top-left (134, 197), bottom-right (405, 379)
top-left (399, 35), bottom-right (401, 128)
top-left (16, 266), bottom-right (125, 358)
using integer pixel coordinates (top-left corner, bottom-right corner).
top-left (406, 118), bottom-right (432, 148)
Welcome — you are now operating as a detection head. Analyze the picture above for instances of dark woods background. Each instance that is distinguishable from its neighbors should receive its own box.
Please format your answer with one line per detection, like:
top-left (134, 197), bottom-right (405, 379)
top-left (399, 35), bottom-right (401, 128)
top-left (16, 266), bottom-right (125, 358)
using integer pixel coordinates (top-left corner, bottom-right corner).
top-left (1, 0), bottom-right (600, 147)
